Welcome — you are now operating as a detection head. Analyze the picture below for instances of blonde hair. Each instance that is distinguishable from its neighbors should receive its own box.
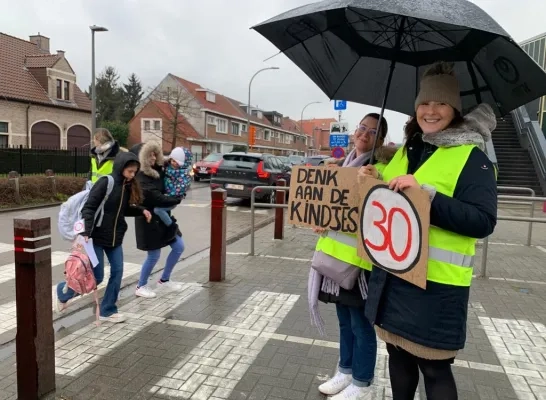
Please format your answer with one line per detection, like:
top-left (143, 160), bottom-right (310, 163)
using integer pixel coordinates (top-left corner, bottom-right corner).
top-left (93, 128), bottom-right (114, 145)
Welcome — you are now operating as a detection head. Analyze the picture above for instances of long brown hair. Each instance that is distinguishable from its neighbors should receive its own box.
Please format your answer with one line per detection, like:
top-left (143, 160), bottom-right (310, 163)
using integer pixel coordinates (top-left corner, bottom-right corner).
top-left (361, 113), bottom-right (389, 141)
top-left (125, 160), bottom-right (143, 205)
top-left (403, 110), bottom-right (464, 152)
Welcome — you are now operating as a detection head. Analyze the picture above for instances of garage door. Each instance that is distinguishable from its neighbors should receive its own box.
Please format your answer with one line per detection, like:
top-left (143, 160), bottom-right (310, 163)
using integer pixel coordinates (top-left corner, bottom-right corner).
top-left (31, 121), bottom-right (60, 148)
top-left (67, 125), bottom-right (91, 149)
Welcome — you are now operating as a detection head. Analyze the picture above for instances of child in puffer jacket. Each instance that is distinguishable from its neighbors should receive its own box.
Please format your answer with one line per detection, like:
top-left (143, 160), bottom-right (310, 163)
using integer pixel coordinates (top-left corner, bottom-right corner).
top-left (153, 147), bottom-right (192, 226)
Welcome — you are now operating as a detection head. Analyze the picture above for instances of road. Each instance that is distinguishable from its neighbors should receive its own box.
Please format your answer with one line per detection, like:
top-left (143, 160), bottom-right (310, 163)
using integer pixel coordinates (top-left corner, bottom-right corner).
top-left (0, 181), bottom-right (275, 341)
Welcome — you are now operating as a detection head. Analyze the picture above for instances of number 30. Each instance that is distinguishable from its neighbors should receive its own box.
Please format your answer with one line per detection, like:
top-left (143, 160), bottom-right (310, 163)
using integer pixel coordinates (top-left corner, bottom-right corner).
top-left (364, 201), bottom-right (412, 262)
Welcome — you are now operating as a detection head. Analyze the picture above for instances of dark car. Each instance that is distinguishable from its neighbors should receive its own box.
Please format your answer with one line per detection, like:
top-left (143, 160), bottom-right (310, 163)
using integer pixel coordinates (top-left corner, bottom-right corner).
top-left (303, 155), bottom-right (329, 166)
top-left (192, 153), bottom-right (223, 181)
top-left (211, 152), bottom-right (290, 202)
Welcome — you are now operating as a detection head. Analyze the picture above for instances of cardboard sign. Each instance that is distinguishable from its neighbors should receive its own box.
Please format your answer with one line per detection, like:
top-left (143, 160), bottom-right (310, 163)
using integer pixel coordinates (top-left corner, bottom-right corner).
top-left (357, 177), bottom-right (431, 289)
top-left (288, 166), bottom-right (361, 234)
top-left (287, 166), bottom-right (431, 289)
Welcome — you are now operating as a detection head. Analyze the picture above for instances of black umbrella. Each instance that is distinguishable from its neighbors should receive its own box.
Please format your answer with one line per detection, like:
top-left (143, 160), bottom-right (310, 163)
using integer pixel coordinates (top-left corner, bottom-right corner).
top-left (252, 0), bottom-right (546, 120)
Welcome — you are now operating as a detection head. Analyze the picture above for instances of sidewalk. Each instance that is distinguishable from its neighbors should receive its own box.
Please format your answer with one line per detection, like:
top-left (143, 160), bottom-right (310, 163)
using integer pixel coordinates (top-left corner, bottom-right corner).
top-left (0, 216), bottom-right (545, 400)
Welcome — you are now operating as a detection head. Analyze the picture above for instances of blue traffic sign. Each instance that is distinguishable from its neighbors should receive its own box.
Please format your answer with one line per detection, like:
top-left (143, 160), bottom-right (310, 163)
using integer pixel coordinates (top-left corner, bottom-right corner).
top-left (329, 134), bottom-right (349, 148)
top-left (334, 100), bottom-right (347, 110)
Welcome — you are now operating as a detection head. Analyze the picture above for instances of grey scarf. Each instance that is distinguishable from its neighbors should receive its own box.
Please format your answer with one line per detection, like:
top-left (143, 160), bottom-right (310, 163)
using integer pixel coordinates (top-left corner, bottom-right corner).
top-left (422, 103), bottom-right (496, 150)
top-left (95, 141), bottom-right (115, 164)
top-left (308, 153), bottom-right (371, 336)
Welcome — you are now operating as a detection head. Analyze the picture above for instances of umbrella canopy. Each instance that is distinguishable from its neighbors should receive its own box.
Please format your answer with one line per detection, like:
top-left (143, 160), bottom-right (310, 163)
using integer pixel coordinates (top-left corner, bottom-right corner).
top-left (252, 0), bottom-right (546, 117)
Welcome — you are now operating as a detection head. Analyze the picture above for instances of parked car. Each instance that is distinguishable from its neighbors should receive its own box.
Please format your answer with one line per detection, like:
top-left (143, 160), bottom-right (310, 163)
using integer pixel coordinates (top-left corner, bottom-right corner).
top-left (274, 156), bottom-right (292, 187)
top-left (210, 152), bottom-right (291, 202)
top-left (303, 155), bottom-right (329, 166)
top-left (277, 156), bottom-right (291, 168)
top-left (192, 153), bottom-right (223, 181)
top-left (288, 155), bottom-right (305, 165)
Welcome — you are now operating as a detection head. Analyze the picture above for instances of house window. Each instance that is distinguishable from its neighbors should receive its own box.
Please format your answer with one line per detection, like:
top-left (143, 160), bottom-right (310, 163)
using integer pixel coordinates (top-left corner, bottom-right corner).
top-left (207, 115), bottom-right (216, 125)
top-left (56, 79), bottom-right (62, 99)
top-left (231, 122), bottom-right (240, 136)
top-left (154, 120), bottom-right (161, 130)
top-left (285, 135), bottom-right (292, 144)
top-left (241, 124), bottom-right (247, 132)
top-left (264, 130), bottom-right (271, 141)
top-left (144, 120), bottom-right (151, 130)
top-left (0, 122), bottom-right (8, 147)
top-left (206, 92), bottom-right (216, 103)
top-left (64, 81), bottom-right (70, 100)
top-left (279, 133), bottom-right (284, 143)
top-left (216, 118), bottom-right (228, 134)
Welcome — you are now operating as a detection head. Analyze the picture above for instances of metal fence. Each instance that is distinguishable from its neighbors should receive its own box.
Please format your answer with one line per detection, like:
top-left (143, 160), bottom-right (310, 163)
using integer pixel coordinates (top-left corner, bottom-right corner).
top-left (0, 145), bottom-right (90, 176)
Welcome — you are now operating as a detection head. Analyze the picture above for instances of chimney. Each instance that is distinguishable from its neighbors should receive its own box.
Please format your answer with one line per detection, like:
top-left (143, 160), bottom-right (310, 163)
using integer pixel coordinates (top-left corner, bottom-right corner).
top-left (29, 33), bottom-right (50, 53)
top-left (56, 50), bottom-right (65, 57)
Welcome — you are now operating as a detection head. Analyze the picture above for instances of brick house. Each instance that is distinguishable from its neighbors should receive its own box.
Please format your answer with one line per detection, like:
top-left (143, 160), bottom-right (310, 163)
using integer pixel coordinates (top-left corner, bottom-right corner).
top-left (0, 32), bottom-right (91, 149)
top-left (128, 74), bottom-right (309, 159)
top-left (300, 118), bottom-right (338, 155)
top-left (128, 101), bottom-right (201, 153)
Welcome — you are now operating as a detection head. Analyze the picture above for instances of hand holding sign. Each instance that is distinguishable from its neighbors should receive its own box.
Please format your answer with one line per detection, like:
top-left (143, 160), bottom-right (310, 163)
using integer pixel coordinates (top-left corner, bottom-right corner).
top-left (357, 177), bottom-right (430, 289)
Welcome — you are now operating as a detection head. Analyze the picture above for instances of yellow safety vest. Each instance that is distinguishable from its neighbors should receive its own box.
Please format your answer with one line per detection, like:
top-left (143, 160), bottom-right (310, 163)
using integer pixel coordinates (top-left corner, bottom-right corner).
top-left (381, 145), bottom-right (478, 287)
top-left (90, 158), bottom-right (114, 183)
top-left (314, 162), bottom-right (388, 271)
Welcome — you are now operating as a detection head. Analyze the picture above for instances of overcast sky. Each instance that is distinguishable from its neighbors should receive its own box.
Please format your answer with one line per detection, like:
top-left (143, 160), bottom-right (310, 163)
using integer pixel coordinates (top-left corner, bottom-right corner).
top-left (1, 0), bottom-right (544, 143)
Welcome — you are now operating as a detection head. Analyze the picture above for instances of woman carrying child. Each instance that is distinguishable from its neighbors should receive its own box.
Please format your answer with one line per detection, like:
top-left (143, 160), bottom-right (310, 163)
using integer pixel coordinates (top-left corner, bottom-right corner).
top-left (130, 140), bottom-right (186, 299)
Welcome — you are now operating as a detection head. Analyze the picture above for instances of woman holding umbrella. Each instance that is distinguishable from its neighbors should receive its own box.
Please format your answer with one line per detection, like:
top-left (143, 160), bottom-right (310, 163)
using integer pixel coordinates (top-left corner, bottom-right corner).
top-left (359, 62), bottom-right (497, 399)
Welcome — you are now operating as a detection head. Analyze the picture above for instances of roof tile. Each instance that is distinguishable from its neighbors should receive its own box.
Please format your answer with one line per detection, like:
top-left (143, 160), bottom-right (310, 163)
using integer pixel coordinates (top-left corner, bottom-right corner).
top-left (0, 32), bottom-right (90, 111)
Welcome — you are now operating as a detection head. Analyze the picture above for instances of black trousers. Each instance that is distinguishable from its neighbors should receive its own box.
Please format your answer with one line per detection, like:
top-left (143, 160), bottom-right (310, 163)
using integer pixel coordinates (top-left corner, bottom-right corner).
top-left (386, 343), bottom-right (458, 400)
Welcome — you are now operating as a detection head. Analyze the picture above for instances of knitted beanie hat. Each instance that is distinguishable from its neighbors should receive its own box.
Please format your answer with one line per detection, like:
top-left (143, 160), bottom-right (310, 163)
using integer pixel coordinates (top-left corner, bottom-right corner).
top-left (169, 147), bottom-right (186, 166)
top-left (414, 62), bottom-right (462, 113)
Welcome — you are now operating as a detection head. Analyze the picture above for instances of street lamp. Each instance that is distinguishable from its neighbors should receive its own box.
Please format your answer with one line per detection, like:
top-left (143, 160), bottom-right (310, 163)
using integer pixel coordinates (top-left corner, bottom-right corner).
top-left (90, 25), bottom-right (108, 136)
top-left (246, 67), bottom-right (279, 149)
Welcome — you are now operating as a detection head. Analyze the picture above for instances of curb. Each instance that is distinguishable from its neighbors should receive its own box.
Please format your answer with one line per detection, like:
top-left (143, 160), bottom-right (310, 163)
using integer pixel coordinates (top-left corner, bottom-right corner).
top-left (0, 215), bottom-right (275, 346)
top-left (0, 202), bottom-right (62, 214)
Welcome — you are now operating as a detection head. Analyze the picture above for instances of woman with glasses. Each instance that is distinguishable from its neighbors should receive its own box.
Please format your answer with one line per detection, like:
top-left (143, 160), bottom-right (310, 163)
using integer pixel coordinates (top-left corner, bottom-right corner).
top-left (310, 113), bottom-right (397, 400)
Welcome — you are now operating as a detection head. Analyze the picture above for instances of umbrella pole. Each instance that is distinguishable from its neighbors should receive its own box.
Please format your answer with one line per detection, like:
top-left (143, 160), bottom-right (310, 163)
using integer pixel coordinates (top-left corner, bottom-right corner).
top-left (369, 59), bottom-right (396, 162)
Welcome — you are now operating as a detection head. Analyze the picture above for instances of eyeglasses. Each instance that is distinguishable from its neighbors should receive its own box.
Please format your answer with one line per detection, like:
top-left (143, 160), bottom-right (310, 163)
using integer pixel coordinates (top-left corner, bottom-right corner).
top-left (356, 125), bottom-right (377, 136)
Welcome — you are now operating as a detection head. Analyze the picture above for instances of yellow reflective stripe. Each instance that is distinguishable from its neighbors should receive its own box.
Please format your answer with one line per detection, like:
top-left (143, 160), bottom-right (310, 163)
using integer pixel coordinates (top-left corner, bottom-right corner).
top-left (316, 233), bottom-right (371, 271)
top-left (426, 259), bottom-right (473, 287)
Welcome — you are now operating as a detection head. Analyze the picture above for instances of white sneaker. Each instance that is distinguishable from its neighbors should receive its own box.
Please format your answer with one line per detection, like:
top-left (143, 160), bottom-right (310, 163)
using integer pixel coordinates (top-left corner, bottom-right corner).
top-left (136, 285), bottom-right (157, 298)
top-left (318, 371), bottom-right (352, 395)
top-left (99, 313), bottom-right (126, 323)
top-left (56, 299), bottom-right (67, 314)
top-left (330, 384), bottom-right (374, 400)
top-left (157, 280), bottom-right (183, 291)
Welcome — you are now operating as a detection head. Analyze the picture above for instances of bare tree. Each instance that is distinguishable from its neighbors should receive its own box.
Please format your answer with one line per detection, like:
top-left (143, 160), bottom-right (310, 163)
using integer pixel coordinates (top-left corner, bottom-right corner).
top-left (144, 85), bottom-right (200, 150)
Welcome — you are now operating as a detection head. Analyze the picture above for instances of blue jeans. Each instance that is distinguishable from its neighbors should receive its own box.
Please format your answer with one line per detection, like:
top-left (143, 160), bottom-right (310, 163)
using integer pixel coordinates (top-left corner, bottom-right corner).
top-left (154, 206), bottom-right (175, 226)
top-left (57, 244), bottom-right (123, 318)
top-left (137, 235), bottom-right (184, 287)
top-left (336, 303), bottom-right (377, 386)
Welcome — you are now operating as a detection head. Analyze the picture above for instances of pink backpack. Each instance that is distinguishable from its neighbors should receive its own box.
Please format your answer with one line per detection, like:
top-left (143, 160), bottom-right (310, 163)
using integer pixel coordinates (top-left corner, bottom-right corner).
top-left (61, 248), bottom-right (100, 324)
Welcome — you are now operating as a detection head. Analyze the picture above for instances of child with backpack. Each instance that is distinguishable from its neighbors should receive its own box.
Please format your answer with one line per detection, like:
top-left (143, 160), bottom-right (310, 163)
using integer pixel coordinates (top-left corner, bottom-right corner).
top-left (153, 147), bottom-right (192, 227)
top-left (56, 151), bottom-right (152, 323)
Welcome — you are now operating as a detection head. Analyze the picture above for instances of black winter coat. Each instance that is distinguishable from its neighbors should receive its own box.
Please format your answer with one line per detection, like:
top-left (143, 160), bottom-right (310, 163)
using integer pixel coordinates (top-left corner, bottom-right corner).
top-left (130, 142), bottom-right (182, 252)
top-left (365, 133), bottom-right (498, 351)
top-left (81, 151), bottom-right (144, 248)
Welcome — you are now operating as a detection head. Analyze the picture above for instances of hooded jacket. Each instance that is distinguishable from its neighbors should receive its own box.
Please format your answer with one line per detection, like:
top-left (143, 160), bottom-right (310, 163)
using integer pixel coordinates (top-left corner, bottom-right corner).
top-left (81, 151), bottom-right (143, 248)
top-left (130, 141), bottom-right (182, 251)
top-left (365, 104), bottom-right (498, 353)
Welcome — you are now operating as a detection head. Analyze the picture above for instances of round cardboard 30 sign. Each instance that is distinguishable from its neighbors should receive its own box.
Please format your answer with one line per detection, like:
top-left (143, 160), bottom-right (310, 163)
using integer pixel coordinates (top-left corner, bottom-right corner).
top-left (360, 185), bottom-right (422, 273)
